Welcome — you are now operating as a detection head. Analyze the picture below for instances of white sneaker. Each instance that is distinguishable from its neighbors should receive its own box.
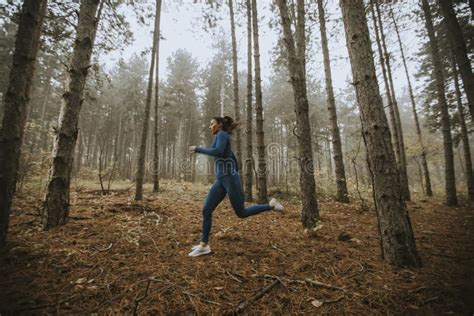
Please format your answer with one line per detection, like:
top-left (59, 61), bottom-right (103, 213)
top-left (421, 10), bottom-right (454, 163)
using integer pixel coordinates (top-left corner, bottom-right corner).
top-left (188, 244), bottom-right (211, 257)
top-left (269, 198), bottom-right (284, 212)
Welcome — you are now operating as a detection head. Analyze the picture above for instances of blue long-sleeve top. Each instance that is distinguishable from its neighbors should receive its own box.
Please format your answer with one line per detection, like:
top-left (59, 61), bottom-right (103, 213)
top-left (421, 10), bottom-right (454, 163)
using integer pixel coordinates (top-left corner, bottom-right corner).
top-left (195, 131), bottom-right (238, 177)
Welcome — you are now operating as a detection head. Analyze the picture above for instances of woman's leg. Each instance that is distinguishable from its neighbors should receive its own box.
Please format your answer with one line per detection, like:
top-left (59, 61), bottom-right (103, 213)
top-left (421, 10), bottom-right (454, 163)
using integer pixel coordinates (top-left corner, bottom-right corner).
top-left (222, 174), bottom-right (273, 218)
top-left (201, 179), bottom-right (226, 243)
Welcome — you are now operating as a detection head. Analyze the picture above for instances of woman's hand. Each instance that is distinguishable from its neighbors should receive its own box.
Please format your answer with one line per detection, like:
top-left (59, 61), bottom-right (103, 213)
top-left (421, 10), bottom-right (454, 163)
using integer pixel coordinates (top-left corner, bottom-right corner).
top-left (189, 145), bottom-right (196, 154)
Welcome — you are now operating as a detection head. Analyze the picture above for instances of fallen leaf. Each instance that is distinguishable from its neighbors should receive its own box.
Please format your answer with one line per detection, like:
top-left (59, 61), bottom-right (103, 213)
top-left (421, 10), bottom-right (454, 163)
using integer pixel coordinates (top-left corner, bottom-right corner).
top-left (312, 299), bottom-right (323, 307)
top-left (75, 278), bottom-right (87, 284)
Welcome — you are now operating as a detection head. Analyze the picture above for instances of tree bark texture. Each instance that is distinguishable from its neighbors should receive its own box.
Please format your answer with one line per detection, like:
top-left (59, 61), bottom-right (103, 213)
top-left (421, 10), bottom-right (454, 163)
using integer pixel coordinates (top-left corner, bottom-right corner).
top-left (0, 0), bottom-right (48, 245)
top-left (451, 54), bottom-right (474, 202)
top-left (277, 0), bottom-right (320, 229)
top-left (369, 1), bottom-right (405, 191)
top-left (43, 0), bottom-right (103, 229)
top-left (439, 0), bottom-right (474, 120)
top-left (317, 0), bottom-right (349, 203)
top-left (228, 0), bottom-right (242, 172)
top-left (340, 0), bottom-right (421, 267)
top-left (421, 0), bottom-right (457, 206)
top-left (135, 0), bottom-right (161, 200)
top-left (244, 0), bottom-right (253, 202)
top-left (251, 0), bottom-right (268, 204)
top-left (153, 0), bottom-right (162, 193)
top-left (369, 2), bottom-right (399, 161)
top-left (374, 0), bottom-right (410, 201)
top-left (390, 7), bottom-right (432, 197)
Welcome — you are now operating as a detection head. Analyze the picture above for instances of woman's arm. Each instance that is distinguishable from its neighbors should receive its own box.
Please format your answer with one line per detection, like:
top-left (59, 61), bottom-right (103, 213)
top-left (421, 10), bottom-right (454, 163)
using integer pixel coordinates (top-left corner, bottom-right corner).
top-left (194, 132), bottom-right (228, 158)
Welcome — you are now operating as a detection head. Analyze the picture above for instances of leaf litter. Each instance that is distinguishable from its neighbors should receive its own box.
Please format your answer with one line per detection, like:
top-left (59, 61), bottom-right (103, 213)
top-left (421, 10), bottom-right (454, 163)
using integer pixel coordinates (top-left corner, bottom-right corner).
top-left (0, 182), bottom-right (473, 314)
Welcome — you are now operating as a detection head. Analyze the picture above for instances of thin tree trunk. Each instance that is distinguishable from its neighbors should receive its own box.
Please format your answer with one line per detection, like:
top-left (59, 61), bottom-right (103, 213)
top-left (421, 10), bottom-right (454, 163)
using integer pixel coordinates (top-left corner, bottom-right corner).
top-left (43, 0), bottom-right (103, 229)
top-left (277, 0), bottom-right (320, 230)
top-left (340, 0), bottom-right (421, 267)
top-left (470, 0), bottom-right (474, 19)
top-left (317, 0), bottom-right (349, 203)
top-left (439, 0), bottom-right (474, 120)
top-left (421, 0), bottom-right (457, 206)
top-left (75, 126), bottom-right (84, 174)
top-left (153, 0), bottom-right (162, 193)
top-left (369, 2), bottom-right (401, 170)
top-left (0, 0), bottom-right (48, 245)
top-left (135, 0), bottom-right (160, 200)
top-left (374, 0), bottom-right (410, 201)
top-left (390, 7), bottom-right (433, 197)
top-left (244, 0), bottom-right (253, 202)
top-left (296, 0), bottom-right (305, 78)
top-left (228, 0), bottom-right (242, 172)
top-left (451, 53), bottom-right (474, 202)
top-left (32, 71), bottom-right (52, 155)
top-left (251, 0), bottom-right (267, 203)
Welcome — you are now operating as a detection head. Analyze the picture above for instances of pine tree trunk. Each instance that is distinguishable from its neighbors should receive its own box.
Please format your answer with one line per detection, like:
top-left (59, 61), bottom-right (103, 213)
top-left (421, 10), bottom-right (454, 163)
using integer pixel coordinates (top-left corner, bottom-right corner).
top-left (369, 1), bottom-right (403, 182)
top-left (421, 0), bottom-right (458, 206)
top-left (0, 0), bottom-right (48, 245)
top-left (228, 0), bottom-right (242, 172)
top-left (43, 0), bottom-right (103, 229)
top-left (135, 0), bottom-right (160, 200)
top-left (296, 0), bottom-right (305, 78)
top-left (340, 0), bottom-right (421, 267)
top-left (277, 0), bottom-right (320, 230)
top-left (317, 0), bottom-right (349, 203)
top-left (451, 54), bottom-right (474, 202)
top-left (369, 3), bottom-right (399, 158)
top-left (244, 0), bottom-right (254, 202)
top-left (439, 0), bottom-right (474, 120)
top-left (251, 0), bottom-right (268, 203)
top-left (374, 0), bottom-right (410, 201)
top-left (390, 7), bottom-right (433, 197)
top-left (33, 69), bottom-right (52, 155)
top-left (152, 0), bottom-right (162, 193)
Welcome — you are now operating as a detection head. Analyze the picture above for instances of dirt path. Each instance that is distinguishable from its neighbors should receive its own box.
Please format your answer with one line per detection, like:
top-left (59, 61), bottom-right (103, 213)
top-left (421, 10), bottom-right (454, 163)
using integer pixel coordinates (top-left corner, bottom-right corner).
top-left (1, 182), bottom-right (473, 314)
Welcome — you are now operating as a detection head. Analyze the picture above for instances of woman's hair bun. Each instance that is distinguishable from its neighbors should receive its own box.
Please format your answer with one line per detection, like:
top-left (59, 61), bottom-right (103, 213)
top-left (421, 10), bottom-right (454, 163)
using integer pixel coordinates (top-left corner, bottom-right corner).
top-left (213, 116), bottom-right (238, 134)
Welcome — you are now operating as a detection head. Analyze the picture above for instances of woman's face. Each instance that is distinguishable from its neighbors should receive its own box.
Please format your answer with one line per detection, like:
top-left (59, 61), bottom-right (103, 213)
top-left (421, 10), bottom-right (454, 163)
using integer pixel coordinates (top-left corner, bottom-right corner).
top-left (209, 119), bottom-right (221, 134)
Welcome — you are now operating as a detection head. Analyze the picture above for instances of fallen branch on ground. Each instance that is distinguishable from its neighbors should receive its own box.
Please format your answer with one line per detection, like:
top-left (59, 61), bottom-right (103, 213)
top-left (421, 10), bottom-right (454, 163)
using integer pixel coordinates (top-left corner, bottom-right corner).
top-left (132, 279), bottom-right (151, 315)
top-left (255, 274), bottom-right (361, 296)
top-left (228, 279), bottom-right (280, 315)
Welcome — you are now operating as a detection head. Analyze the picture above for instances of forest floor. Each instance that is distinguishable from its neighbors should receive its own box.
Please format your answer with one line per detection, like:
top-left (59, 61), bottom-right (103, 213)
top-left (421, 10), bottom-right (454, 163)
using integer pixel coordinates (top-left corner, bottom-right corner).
top-left (0, 179), bottom-right (473, 315)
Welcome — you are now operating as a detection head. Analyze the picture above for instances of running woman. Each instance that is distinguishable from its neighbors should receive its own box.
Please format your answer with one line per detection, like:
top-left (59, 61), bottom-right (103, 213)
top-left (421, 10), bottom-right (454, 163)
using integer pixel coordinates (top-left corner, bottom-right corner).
top-left (188, 116), bottom-right (284, 257)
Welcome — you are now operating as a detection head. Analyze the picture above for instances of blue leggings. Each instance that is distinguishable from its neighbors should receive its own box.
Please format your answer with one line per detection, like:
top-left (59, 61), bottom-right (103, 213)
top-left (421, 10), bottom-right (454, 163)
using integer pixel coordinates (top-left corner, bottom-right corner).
top-left (201, 173), bottom-right (273, 243)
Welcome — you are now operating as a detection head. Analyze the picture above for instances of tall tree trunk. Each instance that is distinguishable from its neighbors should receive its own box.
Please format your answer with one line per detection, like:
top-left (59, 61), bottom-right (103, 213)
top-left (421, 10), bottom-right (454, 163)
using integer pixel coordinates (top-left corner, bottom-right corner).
top-left (340, 0), bottom-right (421, 267)
top-left (244, 0), bottom-right (254, 202)
top-left (43, 0), bottom-right (103, 229)
top-left (470, 0), bottom-right (474, 19)
top-left (369, 1), bottom-right (404, 185)
top-left (228, 0), bottom-right (242, 171)
top-left (317, 0), bottom-right (349, 203)
top-left (152, 0), bottom-right (162, 193)
top-left (251, 0), bottom-right (268, 203)
top-left (135, 0), bottom-right (160, 200)
top-left (277, 0), bottom-right (320, 230)
top-left (451, 53), bottom-right (474, 202)
top-left (374, 0), bottom-right (410, 201)
top-left (0, 0), bottom-right (48, 245)
top-left (296, 0), bottom-right (305, 78)
top-left (31, 69), bottom-right (52, 155)
top-left (439, 0), bottom-right (474, 120)
top-left (421, 0), bottom-right (458, 206)
top-left (243, 0), bottom-right (254, 201)
top-left (75, 127), bottom-right (84, 174)
top-left (390, 7), bottom-right (433, 197)
top-left (369, 2), bottom-right (399, 162)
